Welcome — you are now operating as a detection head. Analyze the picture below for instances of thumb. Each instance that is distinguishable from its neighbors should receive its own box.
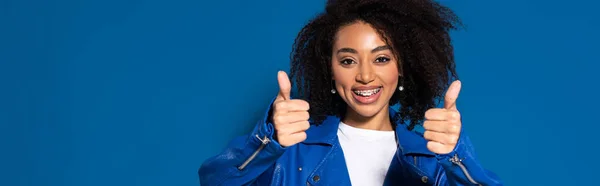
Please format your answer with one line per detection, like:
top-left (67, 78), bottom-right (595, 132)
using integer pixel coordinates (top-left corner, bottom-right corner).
top-left (444, 80), bottom-right (461, 110)
top-left (277, 71), bottom-right (291, 101)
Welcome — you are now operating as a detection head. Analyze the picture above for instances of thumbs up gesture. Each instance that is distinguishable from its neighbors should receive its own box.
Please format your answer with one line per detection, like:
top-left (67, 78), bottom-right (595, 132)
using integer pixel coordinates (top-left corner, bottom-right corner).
top-left (272, 71), bottom-right (311, 147)
top-left (424, 80), bottom-right (463, 154)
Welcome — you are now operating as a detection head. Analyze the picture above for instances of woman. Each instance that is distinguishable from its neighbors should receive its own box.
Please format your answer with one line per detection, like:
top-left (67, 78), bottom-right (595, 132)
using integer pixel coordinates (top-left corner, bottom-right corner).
top-left (199, 0), bottom-right (502, 185)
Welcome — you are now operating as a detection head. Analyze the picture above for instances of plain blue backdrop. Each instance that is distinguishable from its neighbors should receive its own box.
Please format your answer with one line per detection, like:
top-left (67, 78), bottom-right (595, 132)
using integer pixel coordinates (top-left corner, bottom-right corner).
top-left (1, 0), bottom-right (598, 185)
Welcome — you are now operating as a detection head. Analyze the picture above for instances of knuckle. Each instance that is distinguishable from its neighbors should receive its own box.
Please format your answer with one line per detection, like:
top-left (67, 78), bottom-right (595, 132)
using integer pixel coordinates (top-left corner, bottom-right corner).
top-left (425, 109), bottom-right (433, 118)
top-left (303, 112), bottom-right (311, 120)
top-left (424, 131), bottom-right (432, 140)
top-left (301, 100), bottom-right (310, 110)
top-left (273, 102), bottom-right (283, 111)
top-left (299, 132), bottom-right (307, 140)
top-left (424, 121), bottom-right (438, 130)
top-left (275, 126), bottom-right (287, 134)
top-left (449, 124), bottom-right (460, 133)
top-left (423, 120), bottom-right (431, 128)
top-left (444, 135), bottom-right (456, 144)
top-left (277, 135), bottom-right (286, 143)
top-left (273, 115), bottom-right (285, 125)
top-left (450, 135), bottom-right (459, 143)
top-left (290, 100), bottom-right (306, 109)
top-left (278, 102), bottom-right (288, 110)
top-left (428, 109), bottom-right (443, 118)
top-left (274, 124), bottom-right (282, 131)
top-left (427, 142), bottom-right (437, 152)
top-left (302, 121), bottom-right (311, 130)
top-left (449, 111), bottom-right (460, 120)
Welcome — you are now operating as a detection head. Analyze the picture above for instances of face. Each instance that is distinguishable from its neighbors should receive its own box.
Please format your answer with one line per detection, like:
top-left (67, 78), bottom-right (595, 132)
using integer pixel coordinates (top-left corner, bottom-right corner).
top-left (331, 21), bottom-right (400, 118)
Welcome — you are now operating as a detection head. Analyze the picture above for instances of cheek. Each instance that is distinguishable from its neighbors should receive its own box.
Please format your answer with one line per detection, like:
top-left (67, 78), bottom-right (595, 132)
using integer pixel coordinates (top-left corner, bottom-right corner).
top-left (332, 67), bottom-right (354, 89)
top-left (381, 67), bottom-right (400, 88)
top-left (335, 76), bottom-right (353, 92)
top-left (387, 75), bottom-right (399, 87)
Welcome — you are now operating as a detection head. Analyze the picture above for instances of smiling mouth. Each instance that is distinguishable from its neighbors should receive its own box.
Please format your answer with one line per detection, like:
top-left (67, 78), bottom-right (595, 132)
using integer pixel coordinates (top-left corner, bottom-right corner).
top-left (352, 87), bottom-right (382, 97)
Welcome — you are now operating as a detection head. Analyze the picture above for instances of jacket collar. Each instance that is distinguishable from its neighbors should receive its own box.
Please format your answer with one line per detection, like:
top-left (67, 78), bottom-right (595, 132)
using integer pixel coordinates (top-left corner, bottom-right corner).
top-left (302, 107), bottom-right (435, 156)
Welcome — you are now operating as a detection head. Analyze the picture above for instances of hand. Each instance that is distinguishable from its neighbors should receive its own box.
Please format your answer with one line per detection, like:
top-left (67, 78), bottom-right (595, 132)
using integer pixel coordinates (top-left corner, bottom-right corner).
top-left (272, 71), bottom-right (310, 147)
top-left (424, 80), bottom-right (462, 154)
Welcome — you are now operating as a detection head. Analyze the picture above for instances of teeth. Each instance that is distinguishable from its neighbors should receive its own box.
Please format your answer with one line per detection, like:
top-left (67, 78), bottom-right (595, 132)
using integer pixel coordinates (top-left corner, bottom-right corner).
top-left (353, 88), bottom-right (381, 97)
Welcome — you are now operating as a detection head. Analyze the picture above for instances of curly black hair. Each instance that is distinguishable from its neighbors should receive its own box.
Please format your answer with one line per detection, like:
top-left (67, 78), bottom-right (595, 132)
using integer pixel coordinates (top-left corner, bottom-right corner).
top-left (290, 0), bottom-right (462, 130)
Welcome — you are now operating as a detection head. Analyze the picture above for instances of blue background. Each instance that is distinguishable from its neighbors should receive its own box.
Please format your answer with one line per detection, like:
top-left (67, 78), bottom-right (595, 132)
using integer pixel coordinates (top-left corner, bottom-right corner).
top-left (1, 0), bottom-right (598, 185)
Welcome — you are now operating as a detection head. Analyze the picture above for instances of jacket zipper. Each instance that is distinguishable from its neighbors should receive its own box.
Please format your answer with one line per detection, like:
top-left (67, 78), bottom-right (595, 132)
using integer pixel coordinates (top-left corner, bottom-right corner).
top-left (237, 134), bottom-right (270, 170)
top-left (449, 154), bottom-right (479, 185)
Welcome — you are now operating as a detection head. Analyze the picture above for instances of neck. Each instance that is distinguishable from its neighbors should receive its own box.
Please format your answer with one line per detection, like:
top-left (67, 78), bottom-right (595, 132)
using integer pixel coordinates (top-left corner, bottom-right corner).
top-left (342, 105), bottom-right (393, 131)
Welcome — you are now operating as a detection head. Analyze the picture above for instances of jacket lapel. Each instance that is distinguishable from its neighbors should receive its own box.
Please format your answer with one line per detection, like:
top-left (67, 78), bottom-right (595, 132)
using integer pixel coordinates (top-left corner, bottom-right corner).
top-left (302, 116), bottom-right (340, 146)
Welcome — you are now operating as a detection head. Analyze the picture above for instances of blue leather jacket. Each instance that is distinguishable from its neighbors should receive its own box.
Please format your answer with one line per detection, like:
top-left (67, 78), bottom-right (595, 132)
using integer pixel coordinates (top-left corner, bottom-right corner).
top-left (199, 100), bottom-right (503, 186)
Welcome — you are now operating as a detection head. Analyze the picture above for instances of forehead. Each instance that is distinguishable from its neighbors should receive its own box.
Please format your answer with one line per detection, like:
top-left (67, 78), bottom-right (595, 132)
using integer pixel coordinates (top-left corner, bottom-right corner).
top-left (333, 21), bottom-right (387, 49)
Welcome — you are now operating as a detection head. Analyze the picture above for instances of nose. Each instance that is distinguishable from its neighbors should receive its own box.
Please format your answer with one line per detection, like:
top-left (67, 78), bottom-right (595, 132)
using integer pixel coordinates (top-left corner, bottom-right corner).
top-left (356, 62), bottom-right (375, 84)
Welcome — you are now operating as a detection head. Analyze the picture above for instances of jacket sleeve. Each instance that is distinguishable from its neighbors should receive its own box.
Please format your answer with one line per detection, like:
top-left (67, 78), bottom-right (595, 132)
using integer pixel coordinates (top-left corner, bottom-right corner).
top-left (198, 97), bottom-right (286, 186)
top-left (435, 130), bottom-right (503, 186)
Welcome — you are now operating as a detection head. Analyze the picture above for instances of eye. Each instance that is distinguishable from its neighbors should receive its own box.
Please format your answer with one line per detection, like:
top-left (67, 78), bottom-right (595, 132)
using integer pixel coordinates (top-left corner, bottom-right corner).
top-left (375, 57), bottom-right (390, 63)
top-left (340, 59), bottom-right (355, 65)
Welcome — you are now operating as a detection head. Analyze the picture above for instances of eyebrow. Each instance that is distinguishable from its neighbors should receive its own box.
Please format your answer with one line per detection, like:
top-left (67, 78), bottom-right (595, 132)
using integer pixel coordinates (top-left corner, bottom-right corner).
top-left (371, 45), bottom-right (391, 53)
top-left (336, 45), bottom-right (391, 54)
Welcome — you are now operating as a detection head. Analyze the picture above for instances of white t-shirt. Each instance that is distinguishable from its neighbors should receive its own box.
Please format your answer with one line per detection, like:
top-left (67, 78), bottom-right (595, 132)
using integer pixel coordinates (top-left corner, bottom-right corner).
top-left (337, 122), bottom-right (398, 186)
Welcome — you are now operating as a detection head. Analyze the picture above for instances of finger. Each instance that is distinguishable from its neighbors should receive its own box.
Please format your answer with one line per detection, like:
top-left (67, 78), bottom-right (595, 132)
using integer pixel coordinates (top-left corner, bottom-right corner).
top-left (424, 131), bottom-right (457, 145)
top-left (427, 141), bottom-right (452, 154)
top-left (423, 120), bottom-right (444, 133)
top-left (274, 100), bottom-right (310, 112)
top-left (276, 121), bottom-right (309, 135)
top-left (277, 71), bottom-right (292, 101)
top-left (273, 112), bottom-right (310, 125)
top-left (286, 132), bottom-right (307, 145)
top-left (444, 80), bottom-right (461, 110)
top-left (289, 121), bottom-right (311, 132)
top-left (286, 112), bottom-right (310, 123)
top-left (424, 120), bottom-right (458, 134)
top-left (424, 108), bottom-right (448, 121)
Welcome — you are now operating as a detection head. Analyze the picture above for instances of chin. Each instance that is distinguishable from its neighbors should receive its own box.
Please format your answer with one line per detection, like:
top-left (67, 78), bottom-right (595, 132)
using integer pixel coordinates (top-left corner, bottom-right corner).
top-left (348, 103), bottom-right (387, 118)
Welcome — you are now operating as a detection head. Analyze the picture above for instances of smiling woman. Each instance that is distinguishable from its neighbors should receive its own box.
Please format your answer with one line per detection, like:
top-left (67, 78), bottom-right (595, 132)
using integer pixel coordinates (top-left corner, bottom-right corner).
top-left (198, 0), bottom-right (502, 185)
